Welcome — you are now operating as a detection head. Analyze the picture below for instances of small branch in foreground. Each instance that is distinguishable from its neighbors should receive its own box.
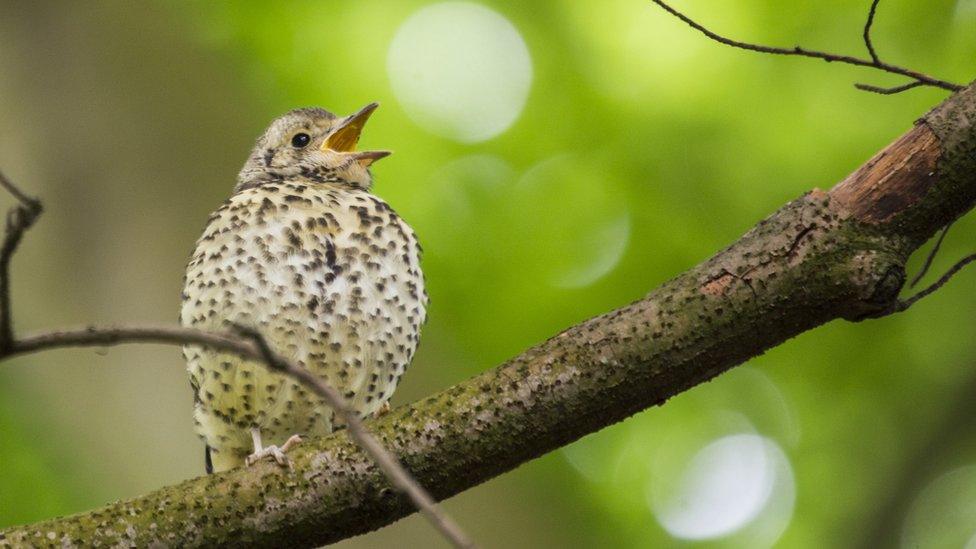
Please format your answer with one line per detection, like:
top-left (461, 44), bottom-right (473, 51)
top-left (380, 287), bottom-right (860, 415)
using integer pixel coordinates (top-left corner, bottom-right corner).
top-left (649, 0), bottom-right (963, 94)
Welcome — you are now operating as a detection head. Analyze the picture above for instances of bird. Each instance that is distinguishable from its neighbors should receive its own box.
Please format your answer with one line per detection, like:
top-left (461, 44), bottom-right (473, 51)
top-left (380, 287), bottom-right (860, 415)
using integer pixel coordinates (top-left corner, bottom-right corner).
top-left (180, 103), bottom-right (427, 473)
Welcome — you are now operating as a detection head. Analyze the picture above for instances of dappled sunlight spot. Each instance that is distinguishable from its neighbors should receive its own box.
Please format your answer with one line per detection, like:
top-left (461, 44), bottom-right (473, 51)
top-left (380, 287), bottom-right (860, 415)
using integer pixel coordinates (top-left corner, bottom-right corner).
top-left (516, 155), bottom-right (630, 289)
top-left (387, 2), bottom-right (532, 143)
top-left (901, 465), bottom-right (976, 548)
top-left (649, 434), bottom-right (794, 545)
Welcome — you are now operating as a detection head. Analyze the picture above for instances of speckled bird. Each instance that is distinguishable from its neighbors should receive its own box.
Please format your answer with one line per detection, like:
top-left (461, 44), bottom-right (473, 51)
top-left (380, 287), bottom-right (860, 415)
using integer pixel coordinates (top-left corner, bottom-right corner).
top-left (181, 103), bottom-right (427, 473)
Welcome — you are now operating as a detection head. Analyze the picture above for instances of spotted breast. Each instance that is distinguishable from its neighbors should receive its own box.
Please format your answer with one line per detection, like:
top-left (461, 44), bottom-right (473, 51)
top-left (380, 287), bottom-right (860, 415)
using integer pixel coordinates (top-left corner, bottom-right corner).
top-left (181, 180), bottom-right (426, 472)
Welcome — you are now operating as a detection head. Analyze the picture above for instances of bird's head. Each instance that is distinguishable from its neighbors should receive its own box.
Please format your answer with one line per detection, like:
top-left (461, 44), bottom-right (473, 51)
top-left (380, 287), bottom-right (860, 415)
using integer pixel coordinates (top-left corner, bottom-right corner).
top-left (236, 103), bottom-right (390, 191)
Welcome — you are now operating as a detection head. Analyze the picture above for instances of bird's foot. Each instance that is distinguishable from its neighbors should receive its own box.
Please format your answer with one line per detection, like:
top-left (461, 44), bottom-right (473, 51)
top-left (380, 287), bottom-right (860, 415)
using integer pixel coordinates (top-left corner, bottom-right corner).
top-left (245, 434), bottom-right (302, 469)
top-left (374, 401), bottom-right (391, 418)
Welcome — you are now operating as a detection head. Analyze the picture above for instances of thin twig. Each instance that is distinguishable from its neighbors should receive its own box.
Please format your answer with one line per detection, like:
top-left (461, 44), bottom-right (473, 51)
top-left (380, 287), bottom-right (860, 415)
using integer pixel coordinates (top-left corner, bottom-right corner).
top-left (0, 172), bottom-right (475, 548)
top-left (889, 253), bottom-right (976, 313)
top-left (0, 170), bottom-right (42, 353)
top-left (855, 81), bottom-right (925, 95)
top-left (910, 220), bottom-right (954, 288)
top-left (649, 0), bottom-right (963, 93)
top-left (863, 0), bottom-right (882, 64)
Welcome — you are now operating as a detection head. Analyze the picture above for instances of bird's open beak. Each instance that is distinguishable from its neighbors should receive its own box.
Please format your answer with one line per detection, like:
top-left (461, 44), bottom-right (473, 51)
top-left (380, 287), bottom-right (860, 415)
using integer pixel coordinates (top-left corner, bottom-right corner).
top-left (323, 102), bottom-right (391, 166)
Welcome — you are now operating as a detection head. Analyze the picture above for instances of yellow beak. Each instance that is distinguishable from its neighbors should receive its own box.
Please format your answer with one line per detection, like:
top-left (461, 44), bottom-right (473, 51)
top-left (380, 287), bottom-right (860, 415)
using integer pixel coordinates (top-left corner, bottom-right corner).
top-left (323, 102), bottom-right (379, 153)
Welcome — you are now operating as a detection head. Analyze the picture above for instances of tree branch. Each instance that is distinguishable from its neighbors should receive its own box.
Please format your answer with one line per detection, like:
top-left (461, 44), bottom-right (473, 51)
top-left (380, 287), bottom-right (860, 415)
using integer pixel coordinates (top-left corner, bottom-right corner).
top-left (3, 76), bottom-right (976, 548)
top-left (649, 0), bottom-right (963, 94)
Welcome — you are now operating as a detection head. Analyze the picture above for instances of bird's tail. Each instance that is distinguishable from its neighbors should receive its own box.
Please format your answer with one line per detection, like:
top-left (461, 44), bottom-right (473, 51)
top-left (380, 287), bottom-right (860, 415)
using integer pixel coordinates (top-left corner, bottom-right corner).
top-left (205, 445), bottom-right (246, 473)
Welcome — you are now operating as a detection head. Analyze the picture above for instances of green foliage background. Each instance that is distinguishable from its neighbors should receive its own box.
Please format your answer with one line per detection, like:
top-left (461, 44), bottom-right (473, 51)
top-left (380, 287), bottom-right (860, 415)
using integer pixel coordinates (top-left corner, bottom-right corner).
top-left (1, 1), bottom-right (975, 547)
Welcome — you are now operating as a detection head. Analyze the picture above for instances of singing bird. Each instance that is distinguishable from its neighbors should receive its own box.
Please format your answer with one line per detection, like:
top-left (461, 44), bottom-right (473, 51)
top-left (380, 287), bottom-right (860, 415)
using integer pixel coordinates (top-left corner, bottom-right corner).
top-left (181, 104), bottom-right (427, 473)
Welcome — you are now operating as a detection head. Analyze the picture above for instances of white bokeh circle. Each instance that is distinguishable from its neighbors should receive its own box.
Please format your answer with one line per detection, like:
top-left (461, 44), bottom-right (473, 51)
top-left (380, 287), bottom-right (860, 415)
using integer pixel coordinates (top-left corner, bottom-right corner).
top-left (387, 2), bottom-right (532, 143)
top-left (650, 433), bottom-right (795, 543)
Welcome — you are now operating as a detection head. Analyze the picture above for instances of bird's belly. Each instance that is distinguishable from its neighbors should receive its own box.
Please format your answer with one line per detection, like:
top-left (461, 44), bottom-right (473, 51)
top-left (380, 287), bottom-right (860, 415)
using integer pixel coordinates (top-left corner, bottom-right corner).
top-left (182, 196), bottom-right (425, 454)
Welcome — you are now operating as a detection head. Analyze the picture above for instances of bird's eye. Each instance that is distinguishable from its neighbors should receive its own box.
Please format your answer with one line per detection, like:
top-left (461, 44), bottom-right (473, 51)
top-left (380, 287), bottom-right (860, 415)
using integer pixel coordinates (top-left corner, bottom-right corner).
top-left (291, 132), bottom-right (311, 148)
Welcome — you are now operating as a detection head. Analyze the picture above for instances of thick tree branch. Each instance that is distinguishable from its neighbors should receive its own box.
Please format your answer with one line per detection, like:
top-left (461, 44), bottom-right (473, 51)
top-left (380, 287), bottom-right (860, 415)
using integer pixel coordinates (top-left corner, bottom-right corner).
top-left (650, 0), bottom-right (963, 94)
top-left (3, 76), bottom-right (976, 548)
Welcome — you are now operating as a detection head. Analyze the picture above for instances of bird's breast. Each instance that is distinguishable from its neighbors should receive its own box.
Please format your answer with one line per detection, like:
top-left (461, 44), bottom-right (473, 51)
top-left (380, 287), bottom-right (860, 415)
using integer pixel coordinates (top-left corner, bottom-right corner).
top-left (181, 181), bottom-right (427, 439)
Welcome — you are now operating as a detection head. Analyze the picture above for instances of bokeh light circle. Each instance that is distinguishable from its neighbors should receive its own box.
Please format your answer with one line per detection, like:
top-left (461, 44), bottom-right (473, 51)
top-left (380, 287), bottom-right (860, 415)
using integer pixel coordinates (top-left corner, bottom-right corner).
top-left (649, 433), bottom-right (795, 542)
top-left (387, 2), bottom-right (532, 143)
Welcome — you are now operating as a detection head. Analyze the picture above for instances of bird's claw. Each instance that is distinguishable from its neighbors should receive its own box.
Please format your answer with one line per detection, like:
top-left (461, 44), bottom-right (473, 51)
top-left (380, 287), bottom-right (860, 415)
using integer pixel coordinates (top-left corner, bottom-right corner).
top-left (245, 434), bottom-right (302, 469)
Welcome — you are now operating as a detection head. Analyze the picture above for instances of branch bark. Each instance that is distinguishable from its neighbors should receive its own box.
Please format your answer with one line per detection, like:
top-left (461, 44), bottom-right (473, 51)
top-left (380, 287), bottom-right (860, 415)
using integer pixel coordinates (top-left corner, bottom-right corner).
top-left (3, 81), bottom-right (976, 548)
